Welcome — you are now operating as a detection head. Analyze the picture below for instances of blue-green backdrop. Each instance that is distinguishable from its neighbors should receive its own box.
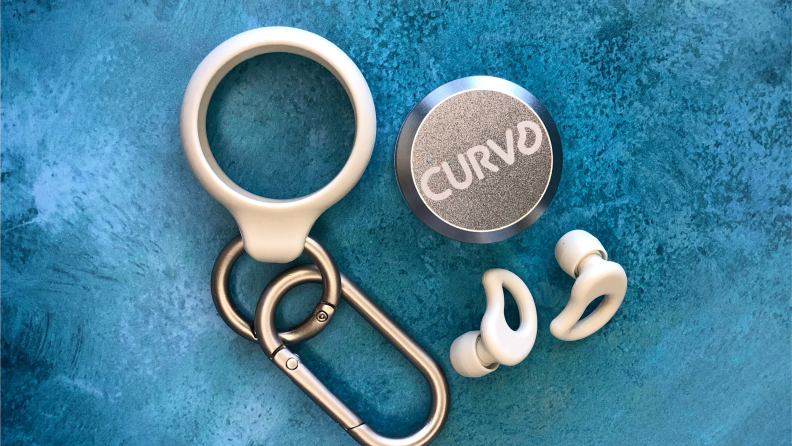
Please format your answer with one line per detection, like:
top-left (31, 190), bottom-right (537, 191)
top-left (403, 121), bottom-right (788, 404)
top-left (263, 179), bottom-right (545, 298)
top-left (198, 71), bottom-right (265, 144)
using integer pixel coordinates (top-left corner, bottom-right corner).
top-left (2, 1), bottom-right (790, 445)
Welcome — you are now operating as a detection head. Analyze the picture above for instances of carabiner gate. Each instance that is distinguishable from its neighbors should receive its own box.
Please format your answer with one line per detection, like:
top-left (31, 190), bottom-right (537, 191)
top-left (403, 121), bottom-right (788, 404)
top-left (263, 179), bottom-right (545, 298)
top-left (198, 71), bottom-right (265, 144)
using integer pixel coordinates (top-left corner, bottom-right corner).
top-left (254, 265), bottom-right (450, 446)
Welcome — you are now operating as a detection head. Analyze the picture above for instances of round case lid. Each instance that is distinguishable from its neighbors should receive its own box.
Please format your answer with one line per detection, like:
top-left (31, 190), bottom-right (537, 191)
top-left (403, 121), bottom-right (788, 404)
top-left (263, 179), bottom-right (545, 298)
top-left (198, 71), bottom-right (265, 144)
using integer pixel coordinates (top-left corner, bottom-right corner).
top-left (394, 76), bottom-right (562, 243)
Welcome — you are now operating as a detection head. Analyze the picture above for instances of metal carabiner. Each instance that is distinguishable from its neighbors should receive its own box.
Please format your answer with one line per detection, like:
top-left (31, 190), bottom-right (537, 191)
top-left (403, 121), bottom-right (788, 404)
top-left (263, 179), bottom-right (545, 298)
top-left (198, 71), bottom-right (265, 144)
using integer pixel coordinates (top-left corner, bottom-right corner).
top-left (254, 265), bottom-right (450, 446)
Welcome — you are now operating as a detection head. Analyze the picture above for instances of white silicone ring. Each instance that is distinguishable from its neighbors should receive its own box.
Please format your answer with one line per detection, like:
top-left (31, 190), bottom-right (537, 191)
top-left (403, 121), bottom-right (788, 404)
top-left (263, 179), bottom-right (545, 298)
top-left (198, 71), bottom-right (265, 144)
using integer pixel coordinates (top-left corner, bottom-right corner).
top-left (479, 269), bottom-right (538, 366)
top-left (449, 330), bottom-right (499, 378)
top-left (550, 255), bottom-right (627, 341)
top-left (180, 27), bottom-right (376, 263)
top-left (551, 230), bottom-right (627, 341)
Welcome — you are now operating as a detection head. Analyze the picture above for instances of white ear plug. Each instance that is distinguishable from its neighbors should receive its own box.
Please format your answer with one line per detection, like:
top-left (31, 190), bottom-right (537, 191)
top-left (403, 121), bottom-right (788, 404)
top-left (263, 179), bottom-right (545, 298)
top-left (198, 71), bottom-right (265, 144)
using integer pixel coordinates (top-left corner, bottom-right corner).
top-left (551, 230), bottom-right (627, 341)
top-left (449, 269), bottom-right (537, 377)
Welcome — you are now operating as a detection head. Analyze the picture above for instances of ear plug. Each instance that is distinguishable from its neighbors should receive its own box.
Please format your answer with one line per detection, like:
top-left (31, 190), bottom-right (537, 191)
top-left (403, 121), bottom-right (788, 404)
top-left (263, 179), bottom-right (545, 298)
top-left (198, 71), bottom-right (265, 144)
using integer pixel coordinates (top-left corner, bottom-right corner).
top-left (551, 230), bottom-right (627, 341)
top-left (449, 269), bottom-right (537, 377)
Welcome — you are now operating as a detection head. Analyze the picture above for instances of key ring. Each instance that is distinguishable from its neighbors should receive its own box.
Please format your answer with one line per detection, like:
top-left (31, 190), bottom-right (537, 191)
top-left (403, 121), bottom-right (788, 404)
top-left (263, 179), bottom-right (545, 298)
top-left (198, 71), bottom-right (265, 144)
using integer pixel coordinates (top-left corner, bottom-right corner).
top-left (211, 235), bottom-right (340, 344)
top-left (181, 27), bottom-right (449, 446)
top-left (180, 27), bottom-right (376, 263)
top-left (182, 27), bottom-right (376, 343)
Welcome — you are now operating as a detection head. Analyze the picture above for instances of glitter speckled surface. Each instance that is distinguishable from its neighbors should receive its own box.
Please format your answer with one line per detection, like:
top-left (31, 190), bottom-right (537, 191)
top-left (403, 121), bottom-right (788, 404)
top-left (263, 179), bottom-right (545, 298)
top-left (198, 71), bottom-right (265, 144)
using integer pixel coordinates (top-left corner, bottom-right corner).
top-left (410, 89), bottom-right (553, 231)
top-left (2, 1), bottom-right (790, 445)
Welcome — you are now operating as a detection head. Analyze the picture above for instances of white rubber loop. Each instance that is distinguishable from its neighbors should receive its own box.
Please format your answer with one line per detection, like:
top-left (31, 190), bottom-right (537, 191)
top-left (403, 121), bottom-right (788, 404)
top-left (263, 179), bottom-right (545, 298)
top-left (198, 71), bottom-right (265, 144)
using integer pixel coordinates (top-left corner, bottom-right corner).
top-left (449, 269), bottom-right (537, 378)
top-left (551, 230), bottom-right (627, 341)
top-left (180, 27), bottom-right (376, 263)
top-left (479, 269), bottom-right (538, 366)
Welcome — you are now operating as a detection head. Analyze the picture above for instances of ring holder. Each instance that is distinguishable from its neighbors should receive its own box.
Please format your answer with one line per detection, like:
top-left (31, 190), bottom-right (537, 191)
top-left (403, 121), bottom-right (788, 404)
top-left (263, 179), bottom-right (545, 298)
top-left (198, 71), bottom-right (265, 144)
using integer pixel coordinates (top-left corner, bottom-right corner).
top-left (180, 27), bottom-right (376, 263)
top-left (180, 28), bottom-right (450, 446)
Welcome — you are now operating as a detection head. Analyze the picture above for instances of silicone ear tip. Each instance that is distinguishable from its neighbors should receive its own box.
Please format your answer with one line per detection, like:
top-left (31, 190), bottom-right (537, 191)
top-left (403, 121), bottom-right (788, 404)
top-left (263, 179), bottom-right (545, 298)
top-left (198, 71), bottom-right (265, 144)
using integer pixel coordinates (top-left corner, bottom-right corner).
top-left (449, 330), bottom-right (498, 378)
top-left (555, 230), bottom-right (607, 278)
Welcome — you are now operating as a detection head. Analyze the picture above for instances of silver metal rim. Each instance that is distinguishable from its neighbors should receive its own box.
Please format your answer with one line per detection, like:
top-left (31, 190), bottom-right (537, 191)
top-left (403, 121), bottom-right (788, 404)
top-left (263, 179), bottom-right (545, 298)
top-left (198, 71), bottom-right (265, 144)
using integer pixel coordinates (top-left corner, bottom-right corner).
top-left (394, 76), bottom-right (563, 243)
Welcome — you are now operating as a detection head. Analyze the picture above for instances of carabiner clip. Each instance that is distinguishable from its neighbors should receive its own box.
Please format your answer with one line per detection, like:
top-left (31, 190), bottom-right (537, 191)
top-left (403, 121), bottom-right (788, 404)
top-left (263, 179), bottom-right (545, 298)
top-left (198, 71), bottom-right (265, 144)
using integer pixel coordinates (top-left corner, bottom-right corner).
top-left (255, 265), bottom-right (450, 446)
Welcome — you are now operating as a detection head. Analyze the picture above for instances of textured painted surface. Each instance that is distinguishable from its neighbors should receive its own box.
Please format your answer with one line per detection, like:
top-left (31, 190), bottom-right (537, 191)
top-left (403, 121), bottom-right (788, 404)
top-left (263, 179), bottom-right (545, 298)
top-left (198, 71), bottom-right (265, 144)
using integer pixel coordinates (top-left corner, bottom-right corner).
top-left (2, 0), bottom-right (790, 445)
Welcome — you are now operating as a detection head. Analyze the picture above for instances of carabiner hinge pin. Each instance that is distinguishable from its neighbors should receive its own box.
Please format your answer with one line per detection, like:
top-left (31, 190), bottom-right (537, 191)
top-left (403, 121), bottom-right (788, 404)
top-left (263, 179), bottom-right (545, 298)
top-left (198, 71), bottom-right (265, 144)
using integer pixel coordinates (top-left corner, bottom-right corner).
top-left (315, 303), bottom-right (335, 323)
top-left (273, 349), bottom-right (300, 372)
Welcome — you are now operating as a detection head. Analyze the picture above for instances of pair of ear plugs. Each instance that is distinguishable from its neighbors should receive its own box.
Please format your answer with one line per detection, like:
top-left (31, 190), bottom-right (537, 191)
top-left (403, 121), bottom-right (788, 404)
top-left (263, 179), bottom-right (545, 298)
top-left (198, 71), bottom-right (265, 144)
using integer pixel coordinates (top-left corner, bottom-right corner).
top-left (450, 230), bottom-right (628, 378)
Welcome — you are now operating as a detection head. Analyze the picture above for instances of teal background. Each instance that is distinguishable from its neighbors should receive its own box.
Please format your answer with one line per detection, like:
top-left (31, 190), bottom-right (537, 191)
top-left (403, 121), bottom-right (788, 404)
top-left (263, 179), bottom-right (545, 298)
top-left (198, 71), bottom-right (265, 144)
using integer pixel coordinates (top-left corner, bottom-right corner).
top-left (2, 1), bottom-right (790, 445)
